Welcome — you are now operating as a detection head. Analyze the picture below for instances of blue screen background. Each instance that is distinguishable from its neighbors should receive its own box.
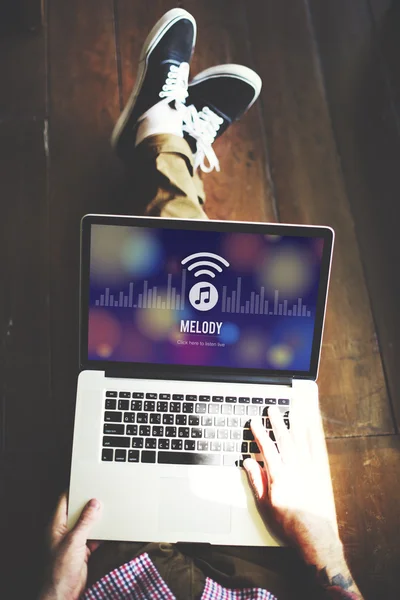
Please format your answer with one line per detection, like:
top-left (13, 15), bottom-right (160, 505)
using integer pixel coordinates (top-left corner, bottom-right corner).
top-left (88, 225), bottom-right (324, 372)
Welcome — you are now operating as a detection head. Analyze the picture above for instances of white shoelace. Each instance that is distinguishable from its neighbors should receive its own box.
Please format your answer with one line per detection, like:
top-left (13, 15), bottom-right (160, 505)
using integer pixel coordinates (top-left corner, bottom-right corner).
top-left (138, 62), bottom-right (190, 121)
top-left (181, 104), bottom-right (224, 173)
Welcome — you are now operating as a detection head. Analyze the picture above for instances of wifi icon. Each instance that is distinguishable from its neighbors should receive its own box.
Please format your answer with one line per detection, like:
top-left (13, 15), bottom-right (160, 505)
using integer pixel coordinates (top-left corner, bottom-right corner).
top-left (181, 252), bottom-right (230, 312)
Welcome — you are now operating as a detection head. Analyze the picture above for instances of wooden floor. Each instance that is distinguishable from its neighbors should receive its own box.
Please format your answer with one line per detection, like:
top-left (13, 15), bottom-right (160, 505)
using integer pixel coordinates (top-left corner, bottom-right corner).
top-left (1, 1), bottom-right (400, 598)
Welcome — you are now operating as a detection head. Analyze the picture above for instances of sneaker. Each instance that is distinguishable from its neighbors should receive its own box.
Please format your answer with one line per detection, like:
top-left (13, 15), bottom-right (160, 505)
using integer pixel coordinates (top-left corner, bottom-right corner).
top-left (111, 8), bottom-right (197, 157)
top-left (182, 64), bottom-right (262, 172)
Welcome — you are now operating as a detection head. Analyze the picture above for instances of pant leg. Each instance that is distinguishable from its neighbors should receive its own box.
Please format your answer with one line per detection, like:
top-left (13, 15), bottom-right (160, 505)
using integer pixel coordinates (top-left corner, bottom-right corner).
top-left (132, 134), bottom-right (208, 219)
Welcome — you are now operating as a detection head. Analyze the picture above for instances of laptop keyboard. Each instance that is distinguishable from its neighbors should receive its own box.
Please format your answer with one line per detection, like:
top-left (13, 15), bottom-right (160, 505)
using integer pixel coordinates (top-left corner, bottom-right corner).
top-left (101, 390), bottom-right (290, 467)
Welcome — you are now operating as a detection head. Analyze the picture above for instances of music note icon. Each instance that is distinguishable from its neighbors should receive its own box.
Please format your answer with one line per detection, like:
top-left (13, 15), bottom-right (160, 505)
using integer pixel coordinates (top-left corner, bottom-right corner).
top-left (194, 286), bottom-right (211, 305)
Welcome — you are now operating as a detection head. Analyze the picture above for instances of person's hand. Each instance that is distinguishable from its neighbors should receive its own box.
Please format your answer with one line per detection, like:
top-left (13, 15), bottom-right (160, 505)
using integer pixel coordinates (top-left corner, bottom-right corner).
top-left (39, 493), bottom-right (102, 600)
top-left (243, 402), bottom-right (341, 563)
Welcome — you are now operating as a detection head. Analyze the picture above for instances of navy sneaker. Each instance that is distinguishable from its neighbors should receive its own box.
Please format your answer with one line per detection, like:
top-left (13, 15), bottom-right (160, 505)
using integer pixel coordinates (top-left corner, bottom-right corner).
top-left (111, 8), bottom-right (197, 157)
top-left (183, 64), bottom-right (262, 172)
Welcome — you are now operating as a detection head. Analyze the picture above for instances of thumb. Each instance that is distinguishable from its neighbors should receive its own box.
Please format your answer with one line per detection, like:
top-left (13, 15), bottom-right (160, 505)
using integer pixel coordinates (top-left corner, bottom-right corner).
top-left (243, 458), bottom-right (267, 501)
top-left (70, 499), bottom-right (102, 547)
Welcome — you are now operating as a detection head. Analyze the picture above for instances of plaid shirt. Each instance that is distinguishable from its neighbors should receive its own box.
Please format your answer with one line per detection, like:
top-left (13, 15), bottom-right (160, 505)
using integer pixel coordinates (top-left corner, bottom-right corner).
top-left (82, 552), bottom-right (277, 600)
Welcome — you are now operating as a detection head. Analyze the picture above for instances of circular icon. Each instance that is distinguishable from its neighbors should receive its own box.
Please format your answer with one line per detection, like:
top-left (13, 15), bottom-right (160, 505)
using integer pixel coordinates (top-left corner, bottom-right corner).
top-left (189, 282), bottom-right (219, 311)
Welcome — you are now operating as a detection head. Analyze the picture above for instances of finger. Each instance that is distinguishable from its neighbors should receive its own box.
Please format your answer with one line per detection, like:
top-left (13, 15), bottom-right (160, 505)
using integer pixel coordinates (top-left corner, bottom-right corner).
top-left (50, 492), bottom-right (68, 549)
top-left (269, 406), bottom-right (295, 462)
top-left (87, 540), bottom-right (103, 553)
top-left (243, 458), bottom-right (268, 502)
top-left (251, 417), bottom-right (281, 482)
top-left (70, 499), bottom-right (102, 548)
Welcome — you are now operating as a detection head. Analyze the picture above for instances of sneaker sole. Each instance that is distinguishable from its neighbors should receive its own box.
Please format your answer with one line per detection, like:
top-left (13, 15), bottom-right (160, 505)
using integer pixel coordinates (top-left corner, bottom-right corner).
top-left (111, 8), bottom-right (197, 152)
top-left (189, 64), bottom-right (262, 115)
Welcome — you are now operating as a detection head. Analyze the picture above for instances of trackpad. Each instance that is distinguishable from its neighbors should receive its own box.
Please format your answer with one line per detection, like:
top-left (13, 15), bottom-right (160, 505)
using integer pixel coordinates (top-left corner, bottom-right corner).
top-left (158, 477), bottom-right (231, 535)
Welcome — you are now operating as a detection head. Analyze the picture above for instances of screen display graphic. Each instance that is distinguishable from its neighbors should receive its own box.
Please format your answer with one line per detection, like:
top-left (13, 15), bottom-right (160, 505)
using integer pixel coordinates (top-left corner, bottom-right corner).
top-left (88, 225), bottom-right (325, 372)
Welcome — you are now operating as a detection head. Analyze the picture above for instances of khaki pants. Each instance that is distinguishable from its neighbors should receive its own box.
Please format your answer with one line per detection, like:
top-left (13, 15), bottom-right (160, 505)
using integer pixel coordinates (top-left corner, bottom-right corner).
top-left (86, 135), bottom-right (315, 600)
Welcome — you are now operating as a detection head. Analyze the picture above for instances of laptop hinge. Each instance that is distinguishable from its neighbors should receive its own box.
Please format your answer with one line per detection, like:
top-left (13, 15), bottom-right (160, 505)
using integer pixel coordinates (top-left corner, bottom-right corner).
top-left (104, 368), bottom-right (293, 387)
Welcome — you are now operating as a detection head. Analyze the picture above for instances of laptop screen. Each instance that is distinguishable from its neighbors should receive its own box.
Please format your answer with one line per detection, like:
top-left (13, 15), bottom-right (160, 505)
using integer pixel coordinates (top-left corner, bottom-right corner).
top-left (82, 217), bottom-right (333, 379)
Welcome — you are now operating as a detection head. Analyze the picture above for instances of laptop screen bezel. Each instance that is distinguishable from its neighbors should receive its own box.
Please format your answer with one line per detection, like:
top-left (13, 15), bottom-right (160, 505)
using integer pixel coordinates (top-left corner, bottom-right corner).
top-left (79, 214), bottom-right (334, 383)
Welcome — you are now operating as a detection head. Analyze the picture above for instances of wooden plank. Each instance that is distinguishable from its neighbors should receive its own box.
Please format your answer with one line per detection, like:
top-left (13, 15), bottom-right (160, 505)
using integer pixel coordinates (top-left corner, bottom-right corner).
top-left (308, 0), bottom-right (400, 430)
top-left (48, 0), bottom-right (121, 450)
top-left (246, 0), bottom-right (392, 437)
top-left (0, 119), bottom-right (52, 452)
top-left (328, 435), bottom-right (400, 600)
top-left (116, 0), bottom-right (275, 222)
top-left (0, 4), bottom-right (45, 116)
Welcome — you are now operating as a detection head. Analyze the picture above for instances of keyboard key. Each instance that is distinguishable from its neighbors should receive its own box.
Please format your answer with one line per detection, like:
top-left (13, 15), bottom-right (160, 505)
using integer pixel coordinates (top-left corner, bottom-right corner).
top-left (170, 402), bottom-right (181, 413)
top-left (223, 441), bottom-right (235, 452)
top-left (278, 398), bottom-right (290, 406)
top-left (163, 414), bottom-right (174, 425)
top-left (252, 397), bottom-right (263, 404)
top-left (158, 439), bottom-right (170, 450)
top-left (145, 438), bottom-right (157, 449)
top-left (131, 438), bottom-right (144, 448)
top-left (124, 412), bottom-right (136, 423)
top-left (131, 400), bottom-right (142, 411)
top-left (226, 396), bottom-right (237, 403)
top-left (197, 440), bottom-right (209, 451)
top-left (202, 416), bottom-right (213, 426)
top-left (126, 425), bottom-right (138, 436)
top-left (158, 452), bottom-right (221, 466)
top-left (157, 402), bottom-right (168, 412)
top-left (105, 411), bottom-right (122, 423)
top-left (241, 442), bottom-right (248, 453)
top-left (246, 405), bottom-right (258, 416)
top-left (128, 450), bottom-right (140, 462)
top-left (119, 392), bottom-right (131, 398)
top-left (139, 426), bottom-right (151, 436)
top-left (176, 415), bottom-right (187, 425)
top-left (234, 405), bottom-right (246, 415)
top-left (136, 413), bottom-right (148, 424)
top-left (199, 395), bottom-right (210, 402)
top-left (250, 442), bottom-right (260, 453)
top-left (208, 405), bottom-right (220, 414)
top-left (171, 439), bottom-right (183, 450)
top-left (189, 415), bottom-right (200, 426)
top-left (222, 405), bottom-right (233, 415)
top-left (165, 427), bottom-right (177, 437)
top-left (159, 393), bottom-right (171, 400)
top-left (265, 398), bottom-right (277, 405)
top-left (217, 429), bottom-right (229, 440)
top-left (105, 398), bottom-right (116, 410)
top-left (118, 399), bottom-right (130, 411)
top-left (141, 451), bottom-right (156, 463)
top-left (132, 392), bottom-right (144, 399)
top-left (185, 440), bottom-right (196, 451)
top-left (152, 426), bottom-right (164, 437)
top-left (185, 395), bottom-right (197, 401)
top-left (263, 417), bottom-right (272, 429)
top-left (144, 401), bottom-right (155, 412)
top-left (191, 428), bottom-right (202, 438)
top-left (269, 431), bottom-right (276, 442)
top-left (227, 417), bottom-right (239, 428)
top-left (210, 441), bottom-right (222, 452)
top-left (102, 448), bottom-right (113, 461)
top-left (204, 428), bottom-right (215, 439)
top-left (106, 391), bottom-right (118, 398)
top-left (178, 427), bottom-right (190, 438)
top-left (146, 393), bottom-right (157, 399)
top-left (182, 402), bottom-right (194, 413)
top-left (104, 423), bottom-right (124, 435)
top-left (239, 397), bottom-right (250, 404)
top-left (231, 430), bottom-right (242, 440)
top-left (172, 394), bottom-right (183, 400)
top-left (243, 429), bottom-right (255, 441)
top-left (150, 413), bottom-right (161, 424)
top-left (103, 436), bottom-right (129, 448)
top-left (215, 417), bottom-right (226, 427)
top-left (115, 449), bottom-right (127, 462)
top-left (212, 396), bottom-right (223, 402)
top-left (195, 403), bottom-right (207, 414)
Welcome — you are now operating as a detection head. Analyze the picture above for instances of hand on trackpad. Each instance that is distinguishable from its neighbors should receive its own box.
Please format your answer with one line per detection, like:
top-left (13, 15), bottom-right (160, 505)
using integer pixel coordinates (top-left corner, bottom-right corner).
top-left (158, 477), bottom-right (231, 535)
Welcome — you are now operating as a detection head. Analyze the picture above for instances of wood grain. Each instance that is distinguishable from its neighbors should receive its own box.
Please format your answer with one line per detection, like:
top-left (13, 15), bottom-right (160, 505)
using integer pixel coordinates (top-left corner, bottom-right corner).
top-left (246, 0), bottom-right (392, 437)
top-left (115, 0), bottom-right (275, 222)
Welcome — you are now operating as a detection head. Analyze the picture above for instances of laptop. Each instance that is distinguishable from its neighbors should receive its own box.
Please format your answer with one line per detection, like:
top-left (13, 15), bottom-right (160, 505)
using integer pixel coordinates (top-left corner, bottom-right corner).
top-left (68, 214), bottom-right (334, 546)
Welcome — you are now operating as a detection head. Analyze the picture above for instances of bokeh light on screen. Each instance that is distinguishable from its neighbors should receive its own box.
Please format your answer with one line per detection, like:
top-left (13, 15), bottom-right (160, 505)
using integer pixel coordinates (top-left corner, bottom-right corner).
top-left (267, 344), bottom-right (294, 368)
top-left (136, 300), bottom-right (176, 341)
top-left (258, 245), bottom-right (313, 299)
top-left (121, 230), bottom-right (162, 278)
top-left (219, 322), bottom-right (240, 345)
top-left (234, 329), bottom-right (269, 366)
top-left (88, 309), bottom-right (121, 358)
top-left (221, 233), bottom-right (266, 272)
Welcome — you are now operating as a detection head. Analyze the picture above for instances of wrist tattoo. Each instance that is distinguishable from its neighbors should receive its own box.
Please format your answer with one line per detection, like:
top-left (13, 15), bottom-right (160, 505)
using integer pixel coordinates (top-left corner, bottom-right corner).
top-left (318, 567), bottom-right (353, 590)
top-left (308, 565), bottom-right (361, 599)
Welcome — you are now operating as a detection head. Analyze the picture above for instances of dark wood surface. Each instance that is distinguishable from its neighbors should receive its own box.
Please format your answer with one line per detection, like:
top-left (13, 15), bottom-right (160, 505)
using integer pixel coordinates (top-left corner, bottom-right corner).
top-left (1, 0), bottom-right (400, 598)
